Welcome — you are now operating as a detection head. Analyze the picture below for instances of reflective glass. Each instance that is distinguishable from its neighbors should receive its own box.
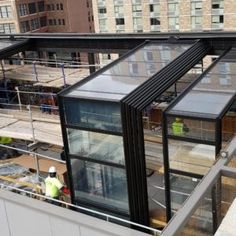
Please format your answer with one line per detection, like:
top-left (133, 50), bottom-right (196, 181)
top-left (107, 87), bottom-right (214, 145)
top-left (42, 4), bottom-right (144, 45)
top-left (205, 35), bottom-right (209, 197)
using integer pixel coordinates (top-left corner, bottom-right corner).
top-left (168, 139), bottom-right (215, 176)
top-left (103, 61), bottom-right (168, 77)
top-left (64, 98), bottom-right (122, 132)
top-left (169, 59), bottom-right (236, 118)
top-left (0, 40), bottom-right (22, 50)
top-left (170, 174), bottom-right (201, 211)
top-left (176, 188), bottom-right (213, 236)
top-left (65, 43), bottom-right (191, 100)
top-left (67, 128), bottom-right (125, 165)
top-left (71, 159), bottom-right (129, 213)
top-left (167, 117), bottom-right (216, 142)
top-left (170, 90), bottom-right (232, 117)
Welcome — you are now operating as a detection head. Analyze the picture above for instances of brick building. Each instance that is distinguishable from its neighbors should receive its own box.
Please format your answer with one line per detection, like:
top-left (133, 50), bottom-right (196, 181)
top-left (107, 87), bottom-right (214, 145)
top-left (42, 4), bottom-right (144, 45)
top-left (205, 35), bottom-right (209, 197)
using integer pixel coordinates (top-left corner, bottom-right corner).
top-left (92, 0), bottom-right (236, 33)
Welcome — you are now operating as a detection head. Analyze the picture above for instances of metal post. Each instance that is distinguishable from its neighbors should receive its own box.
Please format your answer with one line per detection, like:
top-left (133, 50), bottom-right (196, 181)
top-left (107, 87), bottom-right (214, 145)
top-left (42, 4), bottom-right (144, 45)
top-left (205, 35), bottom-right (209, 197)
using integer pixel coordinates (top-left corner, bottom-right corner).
top-left (88, 53), bottom-right (96, 74)
top-left (32, 61), bottom-right (38, 82)
top-left (15, 86), bottom-right (22, 111)
top-left (27, 105), bottom-right (36, 143)
top-left (61, 63), bottom-right (66, 87)
top-left (34, 153), bottom-right (40, 181)
top-left (0, 60), bottom-right (6, 80)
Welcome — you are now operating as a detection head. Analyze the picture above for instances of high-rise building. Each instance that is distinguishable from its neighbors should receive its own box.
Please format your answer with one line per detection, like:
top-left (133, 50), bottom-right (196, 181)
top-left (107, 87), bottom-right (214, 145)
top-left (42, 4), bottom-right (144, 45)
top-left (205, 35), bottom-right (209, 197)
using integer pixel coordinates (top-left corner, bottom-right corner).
top-left (0, 0), bottom-right (94, 33)
top-left (92, 0), bottom-right (235, 33)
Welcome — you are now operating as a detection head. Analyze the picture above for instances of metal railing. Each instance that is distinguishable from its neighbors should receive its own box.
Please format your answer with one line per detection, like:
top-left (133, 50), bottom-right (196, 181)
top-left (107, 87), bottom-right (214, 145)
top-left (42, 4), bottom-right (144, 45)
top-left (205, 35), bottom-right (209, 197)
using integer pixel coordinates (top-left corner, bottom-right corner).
top-left (0, 183), bottom-right (162, 235)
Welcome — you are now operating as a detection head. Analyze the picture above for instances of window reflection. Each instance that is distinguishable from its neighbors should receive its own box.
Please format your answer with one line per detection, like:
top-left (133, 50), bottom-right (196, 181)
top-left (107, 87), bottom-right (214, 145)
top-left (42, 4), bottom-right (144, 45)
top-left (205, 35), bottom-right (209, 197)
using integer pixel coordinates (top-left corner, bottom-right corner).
top-left (67, 129), bottom-right (125, 165)
top-left (64, 98), bottom-right (122, 132)
top-left (168, 139), bottom-right (215, 176)
top-left (167, 117), bottom-right (216, 142)
top-left (71, 159), bottom-right (129, 212)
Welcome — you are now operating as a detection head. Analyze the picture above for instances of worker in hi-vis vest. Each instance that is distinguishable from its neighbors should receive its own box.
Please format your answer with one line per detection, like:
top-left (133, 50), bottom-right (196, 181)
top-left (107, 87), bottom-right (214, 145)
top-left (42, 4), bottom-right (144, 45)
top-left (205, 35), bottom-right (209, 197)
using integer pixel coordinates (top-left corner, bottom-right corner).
top-left (0, 136), bottom-right (12, 144)
top-left (172, 118), bottom-right (186, 136)
top-left (45, 166), bottom-right (70, 204)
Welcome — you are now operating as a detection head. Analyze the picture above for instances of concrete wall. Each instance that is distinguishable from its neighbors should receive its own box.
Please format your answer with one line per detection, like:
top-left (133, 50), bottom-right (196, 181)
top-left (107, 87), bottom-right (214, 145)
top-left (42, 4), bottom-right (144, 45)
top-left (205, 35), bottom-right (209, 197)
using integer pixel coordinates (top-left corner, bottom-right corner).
top-left (0, 189), bottom-right (150, 236)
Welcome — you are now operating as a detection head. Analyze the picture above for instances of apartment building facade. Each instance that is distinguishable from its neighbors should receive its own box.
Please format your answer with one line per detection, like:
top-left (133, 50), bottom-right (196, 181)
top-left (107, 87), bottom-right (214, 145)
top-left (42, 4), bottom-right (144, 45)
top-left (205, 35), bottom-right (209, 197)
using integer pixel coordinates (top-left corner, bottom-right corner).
top-left (92, 0), bottom-right (236, 33)
top-left (0, 0), bottom-right (94, 33)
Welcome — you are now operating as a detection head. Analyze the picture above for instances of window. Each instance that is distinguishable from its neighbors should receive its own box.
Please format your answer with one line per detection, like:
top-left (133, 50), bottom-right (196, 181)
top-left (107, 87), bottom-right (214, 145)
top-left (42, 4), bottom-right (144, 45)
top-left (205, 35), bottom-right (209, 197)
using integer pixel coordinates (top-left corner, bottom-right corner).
top-left (98, 8), bottom-right (106, 14)
top-left (58, 19), bottom-right (61, 25)
top-left (219, 74), bottom-right (232, 85)
top-left (212, 0), bottom-right (224, 9)
top-left (38, 1), bottom-right (45, 12)
top-left (168, 17), bottom-right (179, 30)
top-left (67, 129), bottom-right (125, 165)
top-left (168, 3), bottom-right (178, 13)
top-left (191, 2), bottom-right (202, 11)
top-left (60, 3), bottom-right (63, 10)
top-left (132, 4), bottom-right (142, 12)
top-left (133, 17), bottom-right (142, 26)
top-left (51, 4), bottom-right (55, 11)
top-left (71, 159), bottom-right (129, 212)
top-left (64, 99), bottom-right (122, 132)
top-left (212, 15), bottom-right (224, 23)
top-left (191, 16), bottom-right (202, 26)
top-left (48, 19), bottom-right (53, 25)
top-left (150, 18), bottom-right (160, 25)
top-left (20, 21), bottom-right (30, 32)
top-left (28, 2), bottom-right (36, 14)
top-left (116, 18), bottom-right (125, 25)
top-left (53, 19), bottom-right (57, 25)
top-left (129, 63), bottom-right (139, 75)
top-left (150, 4), bottom-right (160, 13)
top-left (19, 4), bottom-right (28, 16)
top-left (56, 3), bottom-right (60, 10)
top-left (40, 16), bottom-right (47, 27)
top-left (0, 23), bottom-right (15, 33)
top-left (62, 19), bottom-right (65, 25)
top-left (99, 18), bottom-right (107, 32)
top-left (0, 6), bottom-right (12, 18)
top-left (114, 5), bottom-right (123, 13)
top-left (31, 18), bottom-right (40, 30)
top-left (47, 4), bottom-right (51, 11)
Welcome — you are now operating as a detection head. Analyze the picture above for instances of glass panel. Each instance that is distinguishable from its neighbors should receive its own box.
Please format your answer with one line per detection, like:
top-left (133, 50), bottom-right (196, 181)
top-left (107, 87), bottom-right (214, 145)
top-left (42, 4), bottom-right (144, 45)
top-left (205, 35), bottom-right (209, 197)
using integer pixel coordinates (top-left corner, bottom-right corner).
top-left (221, 176), bottom-right (236, 220)
top-left (167, 117), bottom-right (216, 142)
top-left (168, 139), bottom-right (215, 176)
top-left (168, 58), bottom-right (236, 118)
top-left (176, 189), bottom-right (213, 236)
top-left (71, 159), bottom-right (129, 213)
top-left (64, 98), bottom-right (122, 132)
top-left (170, 173), bottom-right (201, 211)
top-left (65, 43), bottom-right (191, 99)
top-left (103, 61), bottom-right (168, 77)
top-left (67, 128), bottom-right (125, 165)
top-left (170, 90), bottom-right (232, 117)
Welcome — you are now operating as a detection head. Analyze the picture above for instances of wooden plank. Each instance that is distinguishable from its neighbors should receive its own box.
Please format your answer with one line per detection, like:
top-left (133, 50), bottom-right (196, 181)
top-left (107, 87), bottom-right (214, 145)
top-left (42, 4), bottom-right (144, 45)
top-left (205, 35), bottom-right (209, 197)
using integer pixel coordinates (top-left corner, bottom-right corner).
top-left (0, 175), bottom-right (41, 192)
top-left (144, 134), bottom-right (162, 144)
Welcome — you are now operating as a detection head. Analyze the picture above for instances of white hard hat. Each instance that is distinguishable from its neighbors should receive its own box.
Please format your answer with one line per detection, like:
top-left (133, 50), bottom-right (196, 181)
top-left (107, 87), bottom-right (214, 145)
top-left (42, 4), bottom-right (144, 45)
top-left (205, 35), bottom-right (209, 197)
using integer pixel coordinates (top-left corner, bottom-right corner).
top-left (49, 166), bottom-right (56, 173)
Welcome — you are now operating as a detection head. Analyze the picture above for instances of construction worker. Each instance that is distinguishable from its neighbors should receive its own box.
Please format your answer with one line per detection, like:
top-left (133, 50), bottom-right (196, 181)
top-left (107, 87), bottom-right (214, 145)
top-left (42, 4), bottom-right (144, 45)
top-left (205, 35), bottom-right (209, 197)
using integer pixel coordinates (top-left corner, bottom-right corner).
top-left (0, 136), bottom-right (13, 144)
top-left (172, 118), bottom-right (187, 136)
top-left (45, 166), bottom-right (70, 205)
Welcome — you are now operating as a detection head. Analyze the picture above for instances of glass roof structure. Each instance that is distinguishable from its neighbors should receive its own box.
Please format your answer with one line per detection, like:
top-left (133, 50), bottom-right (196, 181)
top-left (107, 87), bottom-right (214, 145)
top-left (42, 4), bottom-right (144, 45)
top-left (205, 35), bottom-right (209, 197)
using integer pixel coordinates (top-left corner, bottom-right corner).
top-left (65, 42), bottom-right (191, 101)
top-left (0, 40), bottom-right (18, 50)
top-left (168, 50), bottom-right (236, 119)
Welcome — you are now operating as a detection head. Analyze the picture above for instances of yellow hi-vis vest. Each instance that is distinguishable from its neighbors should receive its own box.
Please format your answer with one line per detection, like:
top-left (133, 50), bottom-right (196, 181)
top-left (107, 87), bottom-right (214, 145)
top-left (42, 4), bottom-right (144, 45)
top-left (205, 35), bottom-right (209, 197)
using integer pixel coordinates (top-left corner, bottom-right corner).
top-left (0, 137), bottom-right (12, 144)
top-left (172, 122), bottom-right (184, 135)
top-left (45, 176), bottom-right (63, 198)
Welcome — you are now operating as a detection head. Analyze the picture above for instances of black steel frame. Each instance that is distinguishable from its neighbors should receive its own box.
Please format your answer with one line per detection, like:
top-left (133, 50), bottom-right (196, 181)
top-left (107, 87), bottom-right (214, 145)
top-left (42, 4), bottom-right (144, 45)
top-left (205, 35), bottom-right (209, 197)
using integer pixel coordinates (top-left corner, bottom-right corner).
top-left (120, 40), bottom-right (210, 225)
top-left (163, 46), bottom-right (236, 229)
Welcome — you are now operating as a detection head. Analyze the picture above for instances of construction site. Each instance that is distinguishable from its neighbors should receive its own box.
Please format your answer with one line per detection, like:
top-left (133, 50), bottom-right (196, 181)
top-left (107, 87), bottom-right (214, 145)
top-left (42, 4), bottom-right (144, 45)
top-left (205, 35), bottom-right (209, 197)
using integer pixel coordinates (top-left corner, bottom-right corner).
top-left (0, 33), bottom-right (236, 236)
